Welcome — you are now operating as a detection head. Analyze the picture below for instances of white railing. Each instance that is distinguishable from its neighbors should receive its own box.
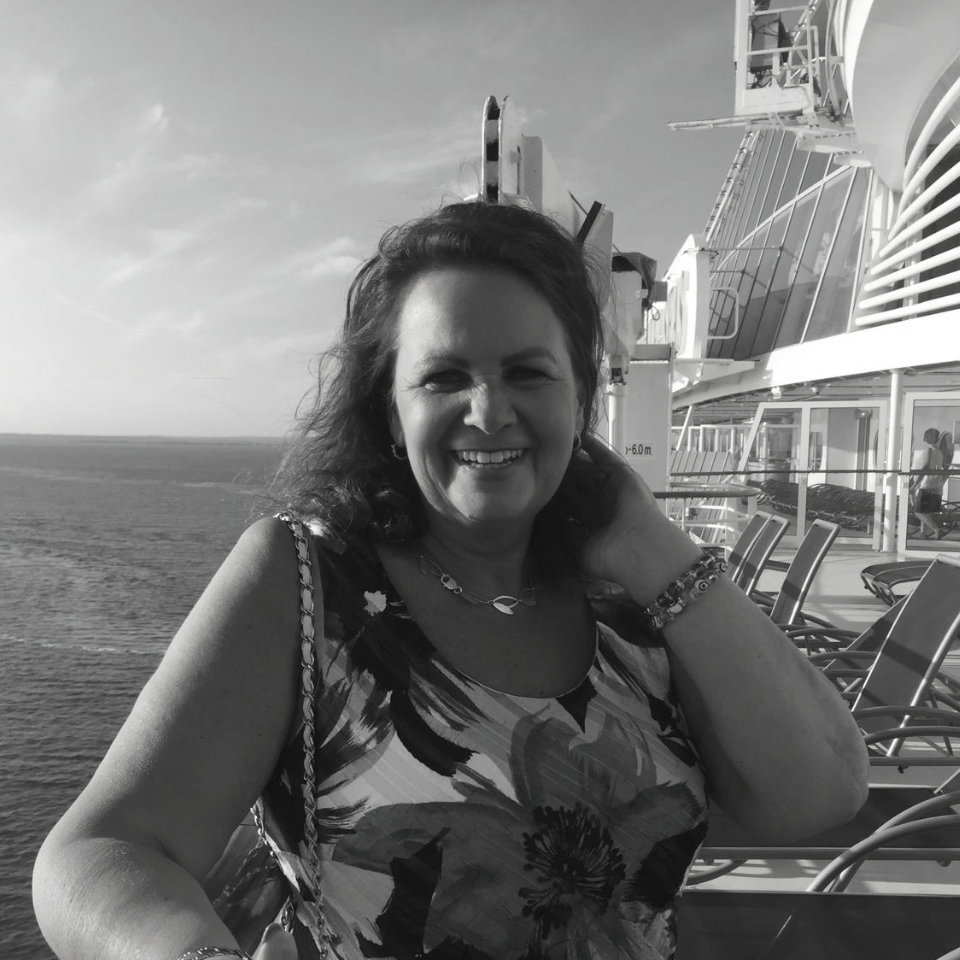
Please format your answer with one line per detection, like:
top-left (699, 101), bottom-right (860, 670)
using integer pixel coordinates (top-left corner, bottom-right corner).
top-left (856, 72), bottom-right (960, 326)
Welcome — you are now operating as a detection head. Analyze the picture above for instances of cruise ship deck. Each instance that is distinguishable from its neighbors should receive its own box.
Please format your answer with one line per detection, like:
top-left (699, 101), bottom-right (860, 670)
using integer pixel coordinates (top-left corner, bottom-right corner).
top-left (687, 541), bottom-right (960, 897)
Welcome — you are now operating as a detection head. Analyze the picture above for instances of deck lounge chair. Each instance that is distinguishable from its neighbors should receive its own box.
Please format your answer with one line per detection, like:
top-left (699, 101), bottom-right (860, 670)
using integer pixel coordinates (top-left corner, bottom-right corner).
top-left (725, 510), bottom-right (772, 584)
top-left (788, 555), bottom-right (960, 713)
top-left (787, 597), bottom-right (906, 661)
top-left (736, 513), bottom-right (789, 594)
top-left (751, 519), bottom-right (840, 627)
top-left (695, 559), bottom-right (960, 877)
top-left (861, 559), bottom-right (933, 606)
top-left (851, 554), bottom-right (960, 736)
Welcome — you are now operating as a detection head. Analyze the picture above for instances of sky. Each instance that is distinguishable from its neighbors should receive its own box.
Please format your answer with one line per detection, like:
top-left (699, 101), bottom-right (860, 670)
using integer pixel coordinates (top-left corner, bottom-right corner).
top-left (1, 0), bottom-right (744, 438)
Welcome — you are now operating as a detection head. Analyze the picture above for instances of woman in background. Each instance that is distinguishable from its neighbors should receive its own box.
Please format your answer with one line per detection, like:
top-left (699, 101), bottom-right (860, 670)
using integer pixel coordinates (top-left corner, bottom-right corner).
top-left (34, 201), bottom-right (868, 960)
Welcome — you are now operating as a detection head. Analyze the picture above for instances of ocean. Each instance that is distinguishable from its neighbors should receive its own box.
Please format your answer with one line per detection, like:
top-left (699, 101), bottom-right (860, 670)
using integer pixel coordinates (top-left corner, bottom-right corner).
top-left (0, 434), bottom-right (287, 959)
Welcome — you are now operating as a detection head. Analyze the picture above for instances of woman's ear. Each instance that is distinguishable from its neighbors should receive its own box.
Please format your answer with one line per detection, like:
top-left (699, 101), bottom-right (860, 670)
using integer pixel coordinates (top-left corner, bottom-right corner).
top-left (388, 403), bottom-right (403, 447)
top-left (575, 399), bottom-right (586, 441)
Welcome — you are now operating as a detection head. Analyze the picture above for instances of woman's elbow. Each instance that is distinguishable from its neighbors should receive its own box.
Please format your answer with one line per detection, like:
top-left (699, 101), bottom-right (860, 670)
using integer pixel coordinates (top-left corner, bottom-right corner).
top-left (777, 742), bottom-right (870, 841)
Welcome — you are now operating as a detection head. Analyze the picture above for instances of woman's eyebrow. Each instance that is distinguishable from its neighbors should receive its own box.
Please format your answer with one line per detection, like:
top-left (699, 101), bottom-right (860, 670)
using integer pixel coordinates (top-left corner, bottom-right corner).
top-left (502, 347), bottom-right (561, 365)
top-left (410, 346), bottom-right (561, 375)
top-left (411, 350), bottom-right (467, 373)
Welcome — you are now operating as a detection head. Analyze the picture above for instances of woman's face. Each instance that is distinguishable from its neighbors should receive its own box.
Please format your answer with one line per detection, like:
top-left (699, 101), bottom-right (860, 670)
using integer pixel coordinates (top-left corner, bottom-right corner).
top-left (390, 266), bottom-right (585, 536)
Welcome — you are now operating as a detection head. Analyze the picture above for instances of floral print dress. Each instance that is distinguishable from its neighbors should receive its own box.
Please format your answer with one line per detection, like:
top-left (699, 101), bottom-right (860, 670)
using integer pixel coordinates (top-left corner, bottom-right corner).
top-left (259, 530), bottom-right (709, 960)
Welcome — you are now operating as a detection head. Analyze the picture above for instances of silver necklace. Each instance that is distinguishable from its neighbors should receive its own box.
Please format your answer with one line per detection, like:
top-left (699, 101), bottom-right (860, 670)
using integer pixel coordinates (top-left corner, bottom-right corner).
top-left (413, 553), bottom-right (539, 615)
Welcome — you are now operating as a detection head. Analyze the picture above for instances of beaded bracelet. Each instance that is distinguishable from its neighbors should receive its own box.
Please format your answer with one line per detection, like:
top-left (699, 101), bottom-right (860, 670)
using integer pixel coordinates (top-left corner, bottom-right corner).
top-left (641, 552), bottom-right (727, 631)
top-left (175, 948), bottom-right (253, 960)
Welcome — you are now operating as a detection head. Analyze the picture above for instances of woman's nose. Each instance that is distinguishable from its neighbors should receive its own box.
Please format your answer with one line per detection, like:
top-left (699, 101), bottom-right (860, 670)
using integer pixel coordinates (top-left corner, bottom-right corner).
top-left (463, 378), bottom-right (516, 433)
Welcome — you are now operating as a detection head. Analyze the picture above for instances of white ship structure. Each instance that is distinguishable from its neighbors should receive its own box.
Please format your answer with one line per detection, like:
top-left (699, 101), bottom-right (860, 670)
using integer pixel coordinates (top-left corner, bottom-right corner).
top-left (485, 0), bottom-right (960, 558)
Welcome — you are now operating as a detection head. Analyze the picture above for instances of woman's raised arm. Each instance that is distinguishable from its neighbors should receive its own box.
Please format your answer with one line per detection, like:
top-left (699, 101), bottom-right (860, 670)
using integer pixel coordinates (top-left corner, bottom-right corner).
top-left (33, 517), bottom-right (305, 960)
top-left (576, 436), bottom-right (869, 841)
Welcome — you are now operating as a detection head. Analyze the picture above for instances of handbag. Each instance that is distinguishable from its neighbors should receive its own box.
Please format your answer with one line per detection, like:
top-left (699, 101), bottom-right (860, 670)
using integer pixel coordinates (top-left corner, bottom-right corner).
top-left (201, 513), bottom-right (329, 956)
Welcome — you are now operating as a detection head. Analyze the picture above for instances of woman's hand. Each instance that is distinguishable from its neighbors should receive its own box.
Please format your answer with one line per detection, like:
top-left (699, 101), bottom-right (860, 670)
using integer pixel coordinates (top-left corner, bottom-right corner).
top-left (570, 434), bottom-right (701, 602)
top-left (252, 924), bottom-right (298, 960)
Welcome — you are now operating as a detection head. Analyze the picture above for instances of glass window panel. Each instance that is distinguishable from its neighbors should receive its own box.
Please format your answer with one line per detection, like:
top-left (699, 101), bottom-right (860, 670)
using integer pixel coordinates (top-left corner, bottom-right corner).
top-left (742, 131), bottom-right (776, 235)
top-left (731, 208), bottom-right (788, 358)
top-left (807, 405), bottom-right (880, 539)
top-left (774, 170), bottom-right (853, 349)
top-left (771, 143), bottom-right (809, 216)
top-left (749, 191), bottom-right (817, 356)
top-left (707, 287), bottom-right (738, 359)
top-left (757, 132), bottom-right (791, 225)
top-left (804, 168), bottom-right (869, 341)
top-left (710, 239), bottom-right (771, 360)
top-left (799, 151), bottom-right (829, 194)
top-left (711, 177), bottom-right (738, 255)
top-left (907, 404), bottom-right (960, 545)
top-left (729, 224), bottom-right (772, 350)
top-left (707, 279), bottom-right (736, 338)
top-left (724, 133), bottom-right (768, 250)
top-left (708, 248), bottom-right (750, 359)
top-left (748, 406), bottom-right (803, 537)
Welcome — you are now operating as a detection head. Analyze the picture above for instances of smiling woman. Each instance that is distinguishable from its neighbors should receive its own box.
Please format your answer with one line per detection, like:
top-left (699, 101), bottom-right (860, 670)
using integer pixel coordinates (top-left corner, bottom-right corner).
top-left (389, 267), bottom-right (585, 533)
top-left (33, 202), bottom-right (868, 960)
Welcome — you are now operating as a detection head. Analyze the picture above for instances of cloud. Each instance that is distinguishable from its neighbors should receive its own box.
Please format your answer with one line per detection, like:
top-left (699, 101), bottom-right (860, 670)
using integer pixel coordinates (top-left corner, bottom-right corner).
top-left (303, 110), bottom-right (479, 190)
top-left (136, 101), bottom-right (168, 136)
top-left (124, 308), bottom-right (207, 344)
top-left (51, 292), bottom-right (124, 330)
top-left (353, 123), bottom-right (478, 186)
top-left (1, 69), bottom-right (63, 119)
top-left (102, 226), bottom-right (204, 286)
top-left (268, 236), bottom-right (365, 284)
top-left (50, 291), bottom-right (207, 346)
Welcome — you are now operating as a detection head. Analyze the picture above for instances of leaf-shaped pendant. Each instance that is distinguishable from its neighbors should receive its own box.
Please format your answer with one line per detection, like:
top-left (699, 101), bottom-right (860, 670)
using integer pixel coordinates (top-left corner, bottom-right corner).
top-left (492, 601), bottom-right (515, 615)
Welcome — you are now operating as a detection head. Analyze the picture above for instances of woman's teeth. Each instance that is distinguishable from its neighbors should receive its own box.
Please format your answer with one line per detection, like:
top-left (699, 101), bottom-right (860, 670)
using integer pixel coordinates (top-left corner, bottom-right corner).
top-left (455, 449), bottom-right (524, 465)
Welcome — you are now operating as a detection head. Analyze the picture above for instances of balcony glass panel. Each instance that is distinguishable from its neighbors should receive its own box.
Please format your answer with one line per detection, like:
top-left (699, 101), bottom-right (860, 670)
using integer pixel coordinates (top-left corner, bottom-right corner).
top-left (749, 191), bottom-right (817, 356)
top-left (708, 248), bottom-right (750, 358)
top-left (798, 151), bottom-right (829, 194)
top-left (774, 171), bottom-right (852, 349)
top-left (771, 142), bottom-right (808, 216)
top-left (746, 132), bottom-right (777, 232)
top-left (803, 167), bottom-right (869, 341)
top-left (717, 214), bottom-right (786, 360)
top-left (757, 132), bottom-right (791, 226)
top-left (725, 135), bottom-right (770, 250)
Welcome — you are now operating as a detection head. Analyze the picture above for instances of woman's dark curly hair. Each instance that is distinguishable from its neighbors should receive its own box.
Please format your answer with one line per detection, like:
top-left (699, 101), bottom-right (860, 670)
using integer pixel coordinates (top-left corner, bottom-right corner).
top-left (272, 200), bottom-right (606, 565)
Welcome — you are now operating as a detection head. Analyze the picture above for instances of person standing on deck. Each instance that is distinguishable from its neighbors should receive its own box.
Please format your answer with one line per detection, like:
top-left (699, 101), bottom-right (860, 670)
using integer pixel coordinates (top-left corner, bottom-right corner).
top-left (911, 427), bottom-right (947, 539)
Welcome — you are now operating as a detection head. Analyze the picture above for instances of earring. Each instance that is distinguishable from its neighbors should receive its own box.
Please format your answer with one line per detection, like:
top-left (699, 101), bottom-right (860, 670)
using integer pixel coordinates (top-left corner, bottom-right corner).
top-left (572, 433), bottom-right (582, 453)
top-left (391, 442), bottom-right (408, 461)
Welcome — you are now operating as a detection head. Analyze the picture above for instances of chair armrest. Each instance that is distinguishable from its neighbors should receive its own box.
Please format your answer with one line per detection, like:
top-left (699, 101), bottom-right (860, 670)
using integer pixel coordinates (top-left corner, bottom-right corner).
top-left (853, 705), bottom-right (960, 724)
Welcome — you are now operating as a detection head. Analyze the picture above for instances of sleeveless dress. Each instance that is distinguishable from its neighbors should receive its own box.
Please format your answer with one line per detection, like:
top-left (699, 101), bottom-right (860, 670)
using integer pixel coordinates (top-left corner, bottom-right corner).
top-left (259, 525), bottom-right (709, 960)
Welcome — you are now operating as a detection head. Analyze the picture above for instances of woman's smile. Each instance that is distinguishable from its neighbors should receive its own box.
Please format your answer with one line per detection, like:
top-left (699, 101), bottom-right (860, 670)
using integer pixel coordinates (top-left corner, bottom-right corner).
top-left (453, 448), bottom-right (526, 466)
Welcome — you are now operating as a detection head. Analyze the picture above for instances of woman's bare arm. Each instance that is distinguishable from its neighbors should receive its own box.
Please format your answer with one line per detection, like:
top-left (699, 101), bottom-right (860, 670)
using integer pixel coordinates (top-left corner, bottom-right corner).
top-left (33, 517), bottom-right (304, 960)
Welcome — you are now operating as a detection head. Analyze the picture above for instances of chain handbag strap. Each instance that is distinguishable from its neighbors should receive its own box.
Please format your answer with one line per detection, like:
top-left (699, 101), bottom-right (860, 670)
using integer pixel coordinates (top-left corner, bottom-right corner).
top-left (276, 512), bottom-right (330, 957)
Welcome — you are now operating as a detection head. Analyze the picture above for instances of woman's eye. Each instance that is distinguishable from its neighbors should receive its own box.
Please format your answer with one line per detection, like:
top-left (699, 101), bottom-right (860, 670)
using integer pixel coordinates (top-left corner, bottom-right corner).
top-left (508, 366), bottom-right (550, 385)
top-left (422, 370), bottom-right (469, 390)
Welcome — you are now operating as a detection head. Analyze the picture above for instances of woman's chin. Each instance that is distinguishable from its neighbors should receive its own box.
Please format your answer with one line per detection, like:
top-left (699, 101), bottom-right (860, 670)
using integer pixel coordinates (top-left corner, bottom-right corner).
top-left (432, 493), bottom-right (541, 532)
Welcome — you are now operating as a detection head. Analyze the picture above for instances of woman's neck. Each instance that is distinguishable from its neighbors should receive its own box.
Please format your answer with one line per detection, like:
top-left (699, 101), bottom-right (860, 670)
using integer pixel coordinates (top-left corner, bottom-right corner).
top-left (418, 519), bottom-right (535, 595)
